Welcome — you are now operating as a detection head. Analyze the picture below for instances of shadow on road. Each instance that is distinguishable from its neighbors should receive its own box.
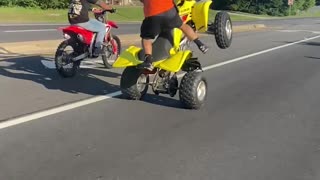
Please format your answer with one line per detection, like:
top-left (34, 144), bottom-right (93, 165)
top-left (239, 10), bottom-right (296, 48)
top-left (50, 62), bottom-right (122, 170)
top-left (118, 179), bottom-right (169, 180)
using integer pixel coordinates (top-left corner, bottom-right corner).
top-left (0, 49), bottom-right (22, 59)
top-left (0, 55), bottom-right (121, 95)
top-left (115, 93), bottom-right (185, 109)
top-left (299, 41), bottom-right (320, 46)
top-left (305, 56), bottom-right (320, 60)
top-left (140, 94), bottom-right (184, 109)
top-left (0, 55), bottom-right (192, 109)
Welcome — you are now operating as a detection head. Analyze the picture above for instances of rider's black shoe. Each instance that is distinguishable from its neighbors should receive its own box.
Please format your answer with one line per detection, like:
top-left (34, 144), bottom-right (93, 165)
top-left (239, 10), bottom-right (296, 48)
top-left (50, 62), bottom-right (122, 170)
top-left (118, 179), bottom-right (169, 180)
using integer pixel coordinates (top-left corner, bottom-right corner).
top-left (137, 54), bottom-right (154, 71)
top-left (193, 38), bottom-right (209, 54)
top-left (198, 44), bottom-right (209, 54)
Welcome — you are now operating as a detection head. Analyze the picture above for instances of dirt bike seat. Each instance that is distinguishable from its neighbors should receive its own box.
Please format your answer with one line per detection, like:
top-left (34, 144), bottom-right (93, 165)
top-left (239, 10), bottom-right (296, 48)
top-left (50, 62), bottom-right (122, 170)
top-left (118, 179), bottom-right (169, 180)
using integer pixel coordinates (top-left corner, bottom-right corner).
top-left (62, 25), bottom-right (96, 34)
top-left (138, 30), bottom-right (174, 62)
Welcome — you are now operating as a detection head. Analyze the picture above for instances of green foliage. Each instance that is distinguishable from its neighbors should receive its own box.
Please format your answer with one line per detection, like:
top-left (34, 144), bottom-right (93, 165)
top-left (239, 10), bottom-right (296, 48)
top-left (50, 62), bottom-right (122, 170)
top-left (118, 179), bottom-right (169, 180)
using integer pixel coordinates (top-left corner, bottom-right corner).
top-left (213, 0), bottom-right (316, 16)
top-left (0, 0), bottom-right (69, 9)
top-left (39, 0), bottom-right (69, 9)
top-left (1, 0), bottom-right (317, 14)
top-left (0, 0), bottom-right (14, 6)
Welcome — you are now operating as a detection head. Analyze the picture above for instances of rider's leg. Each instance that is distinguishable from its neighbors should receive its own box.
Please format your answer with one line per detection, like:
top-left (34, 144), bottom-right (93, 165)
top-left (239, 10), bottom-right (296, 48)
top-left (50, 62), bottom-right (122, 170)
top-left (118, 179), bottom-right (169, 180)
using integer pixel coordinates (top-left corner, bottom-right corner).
top-left (172, 4), bottom-right (208, 53)
top-left (142, 39), bottom-right (152, 56)
top-left (137, 16), bottom-right (161, 71)
top-left (179, 24), bottom-right (208, 53)
top-left (76, 19), bottom-right (106, 56)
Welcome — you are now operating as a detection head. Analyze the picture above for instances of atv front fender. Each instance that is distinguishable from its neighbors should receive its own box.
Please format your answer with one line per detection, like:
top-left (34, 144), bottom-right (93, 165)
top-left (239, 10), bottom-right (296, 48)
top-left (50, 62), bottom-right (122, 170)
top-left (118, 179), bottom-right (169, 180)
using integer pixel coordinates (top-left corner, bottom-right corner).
top-left (192, 0), bottom-right (212, 32)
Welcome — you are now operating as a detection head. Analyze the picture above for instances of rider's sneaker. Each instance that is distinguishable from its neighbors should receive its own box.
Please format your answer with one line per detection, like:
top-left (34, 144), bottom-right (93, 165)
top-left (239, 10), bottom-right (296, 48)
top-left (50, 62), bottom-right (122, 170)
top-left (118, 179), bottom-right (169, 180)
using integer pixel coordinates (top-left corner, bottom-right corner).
top-left (137, 55), bottom-right (154, 71)
top-left (198, 44), bottom-right (209, 54)
top-left (93, 47), bottom-right (102, 57)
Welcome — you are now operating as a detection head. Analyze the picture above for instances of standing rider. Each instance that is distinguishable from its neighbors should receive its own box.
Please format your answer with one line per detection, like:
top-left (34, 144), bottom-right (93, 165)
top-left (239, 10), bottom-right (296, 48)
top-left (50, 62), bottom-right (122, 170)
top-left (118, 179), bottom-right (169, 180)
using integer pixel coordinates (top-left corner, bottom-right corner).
top-left (138, 0), bottom-right (209, 71)
top-left (68, 0), bottom-right (116, 57)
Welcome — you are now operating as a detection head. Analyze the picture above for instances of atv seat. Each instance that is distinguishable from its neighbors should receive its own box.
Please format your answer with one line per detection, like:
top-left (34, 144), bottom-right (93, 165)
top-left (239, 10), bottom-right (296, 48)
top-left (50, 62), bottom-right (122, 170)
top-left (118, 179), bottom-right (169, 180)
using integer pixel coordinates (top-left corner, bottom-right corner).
top-left (138, 30), bottom-right (174, 62)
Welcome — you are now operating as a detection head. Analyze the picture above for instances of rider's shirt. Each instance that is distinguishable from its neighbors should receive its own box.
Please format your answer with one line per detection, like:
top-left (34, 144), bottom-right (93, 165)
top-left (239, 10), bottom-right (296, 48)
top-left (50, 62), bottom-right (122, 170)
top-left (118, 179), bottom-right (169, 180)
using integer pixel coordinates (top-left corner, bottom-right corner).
top-left (68, 0), bottom-right (98, 24)
top-left (143, 0), bottom-right (175, 17)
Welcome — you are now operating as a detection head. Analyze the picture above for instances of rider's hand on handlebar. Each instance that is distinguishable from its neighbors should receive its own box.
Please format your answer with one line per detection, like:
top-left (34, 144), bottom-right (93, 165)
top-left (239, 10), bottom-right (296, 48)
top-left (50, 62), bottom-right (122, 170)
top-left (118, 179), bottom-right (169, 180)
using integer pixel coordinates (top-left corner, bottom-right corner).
top-left (92, 7), bottom-right (103, 14)
top-left (109, 8), bottom-right (117, 13)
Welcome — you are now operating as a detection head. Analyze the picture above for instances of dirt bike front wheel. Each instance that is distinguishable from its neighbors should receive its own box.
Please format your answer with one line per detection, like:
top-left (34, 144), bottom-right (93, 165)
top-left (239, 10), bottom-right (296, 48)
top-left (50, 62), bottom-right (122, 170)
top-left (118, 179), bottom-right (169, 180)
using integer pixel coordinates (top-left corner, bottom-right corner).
top-left (102, 34), bottom-right (121, 69)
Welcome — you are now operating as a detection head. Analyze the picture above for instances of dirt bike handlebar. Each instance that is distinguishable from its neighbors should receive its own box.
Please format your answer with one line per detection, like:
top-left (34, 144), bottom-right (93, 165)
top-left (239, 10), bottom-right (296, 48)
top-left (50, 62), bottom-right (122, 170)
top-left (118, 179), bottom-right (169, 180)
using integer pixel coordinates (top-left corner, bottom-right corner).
top-left (91, 8), bottom-right (117, 15)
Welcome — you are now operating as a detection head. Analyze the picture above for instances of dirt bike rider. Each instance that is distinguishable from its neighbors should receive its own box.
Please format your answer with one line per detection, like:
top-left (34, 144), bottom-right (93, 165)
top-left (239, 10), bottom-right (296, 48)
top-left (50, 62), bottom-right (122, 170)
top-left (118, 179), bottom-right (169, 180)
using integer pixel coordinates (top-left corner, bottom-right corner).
top-left (67, 0), bottom-right (116, 57)
top-left (137, 0), bottom-right (209, 71)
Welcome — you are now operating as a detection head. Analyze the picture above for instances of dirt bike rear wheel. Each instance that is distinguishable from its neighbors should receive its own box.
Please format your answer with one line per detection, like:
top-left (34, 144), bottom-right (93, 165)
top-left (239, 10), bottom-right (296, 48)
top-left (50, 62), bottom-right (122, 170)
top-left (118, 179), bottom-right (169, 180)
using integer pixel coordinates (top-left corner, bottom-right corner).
top-left (120, 66), bottom-right (149, 100)
top-left (54, 40), bottom-right (81, 78)
top-left (102, 34), bottom-right (121, 69)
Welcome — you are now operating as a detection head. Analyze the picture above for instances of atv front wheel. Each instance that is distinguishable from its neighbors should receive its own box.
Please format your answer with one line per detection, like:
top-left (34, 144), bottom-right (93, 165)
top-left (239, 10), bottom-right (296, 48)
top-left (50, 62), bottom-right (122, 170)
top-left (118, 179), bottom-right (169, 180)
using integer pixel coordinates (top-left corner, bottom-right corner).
top-left (213, 11), bottom-right (233, 49)
top-left (179, 71), bottom-right (207, 109)
top-left (120, 66), bottom-right (149, 100)
top-left (54, 40), bottom-right (81, 78)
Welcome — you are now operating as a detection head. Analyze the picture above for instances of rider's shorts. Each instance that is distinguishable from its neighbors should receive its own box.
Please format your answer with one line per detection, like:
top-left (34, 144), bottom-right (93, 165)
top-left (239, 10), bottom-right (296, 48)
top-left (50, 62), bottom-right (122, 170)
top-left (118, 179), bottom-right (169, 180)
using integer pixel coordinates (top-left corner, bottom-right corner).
top-left (140, 6), bottom-right (183, 40)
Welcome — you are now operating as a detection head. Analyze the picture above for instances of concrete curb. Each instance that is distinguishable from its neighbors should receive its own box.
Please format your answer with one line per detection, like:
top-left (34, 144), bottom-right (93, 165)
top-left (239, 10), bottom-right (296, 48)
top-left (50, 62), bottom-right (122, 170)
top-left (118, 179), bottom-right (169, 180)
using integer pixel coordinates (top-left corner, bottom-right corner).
top-left (0, 34), bottom-right (142, 56)
top-left (0, 24), bottom-right (267, 56)
top-left (232, 24), bottom-right (267, 32)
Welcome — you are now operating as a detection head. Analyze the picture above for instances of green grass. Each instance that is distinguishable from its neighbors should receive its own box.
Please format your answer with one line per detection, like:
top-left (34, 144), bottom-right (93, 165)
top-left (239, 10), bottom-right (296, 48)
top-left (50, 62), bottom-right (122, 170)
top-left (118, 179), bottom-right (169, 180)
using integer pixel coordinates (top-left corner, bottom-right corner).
top-left (209, 9), bottom-right (320, 22)
top-left (0, 6), bottom-right (319, 24)
top-left (0, 6), bottom-right (144, 23)
top-left (209, 10), bottom-right (278, 22)
top-left (288, 9), bottom-right (320, 18)
top-left (0, 7), bottom-right (268, 23)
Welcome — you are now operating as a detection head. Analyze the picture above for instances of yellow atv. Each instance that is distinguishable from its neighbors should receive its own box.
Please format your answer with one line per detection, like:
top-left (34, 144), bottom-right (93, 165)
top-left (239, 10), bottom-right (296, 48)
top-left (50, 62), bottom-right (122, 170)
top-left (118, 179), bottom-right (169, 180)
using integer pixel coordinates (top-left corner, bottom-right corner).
top-left (112, 0), bottom-right (232, 109)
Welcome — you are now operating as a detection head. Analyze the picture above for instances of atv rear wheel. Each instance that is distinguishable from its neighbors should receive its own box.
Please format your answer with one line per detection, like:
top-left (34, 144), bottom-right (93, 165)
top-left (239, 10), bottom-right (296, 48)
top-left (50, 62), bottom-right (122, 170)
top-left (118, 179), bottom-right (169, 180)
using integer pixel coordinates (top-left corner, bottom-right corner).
top-left (102, 34), bottom-right (121, 69)
top-left (120, 66), bottom-right (149, 100)
top-left (213, 11), bottom-right (233, 49)
top-left (54, 40), bottom-right (81, 78)
top-left (179, 71), bottom-right (207, 109)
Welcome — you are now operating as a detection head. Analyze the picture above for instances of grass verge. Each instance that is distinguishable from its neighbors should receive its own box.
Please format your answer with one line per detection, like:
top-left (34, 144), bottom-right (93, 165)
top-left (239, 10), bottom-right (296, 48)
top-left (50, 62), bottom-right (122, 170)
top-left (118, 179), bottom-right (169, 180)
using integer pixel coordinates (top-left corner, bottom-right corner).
top-left (0, 6), bottom-right (144, 23)
top-left (1, 6), bottom-right (319, 24)
top-left (0, 7), bottom-right (264, 23)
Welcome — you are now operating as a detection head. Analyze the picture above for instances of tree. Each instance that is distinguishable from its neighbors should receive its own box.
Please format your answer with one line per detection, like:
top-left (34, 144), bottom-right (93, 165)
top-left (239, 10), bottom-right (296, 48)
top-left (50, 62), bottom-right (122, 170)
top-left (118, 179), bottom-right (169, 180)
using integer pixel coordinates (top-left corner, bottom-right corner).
top-left (212, 0), bottom-right (316, 16)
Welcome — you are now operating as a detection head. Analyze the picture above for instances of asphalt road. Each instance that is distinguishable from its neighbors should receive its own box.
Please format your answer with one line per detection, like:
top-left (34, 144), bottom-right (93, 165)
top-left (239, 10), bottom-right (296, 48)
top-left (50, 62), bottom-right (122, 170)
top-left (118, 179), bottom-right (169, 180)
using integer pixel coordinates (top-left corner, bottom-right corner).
top-left (1, 17), bottom-right (320, 43)
top-left (0, 19), bottom-right (320, 179)
top-left (0, 22), bottom-right (140, 43)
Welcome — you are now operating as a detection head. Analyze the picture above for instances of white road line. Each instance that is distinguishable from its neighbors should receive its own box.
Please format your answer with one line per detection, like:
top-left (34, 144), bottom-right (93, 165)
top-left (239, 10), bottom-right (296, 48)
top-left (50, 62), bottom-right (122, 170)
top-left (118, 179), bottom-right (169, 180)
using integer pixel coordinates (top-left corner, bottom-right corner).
top-left (277, 30), bottom-right (320, 34)
top-left (202, 35), bottom-right (320, 71)
top-left (0, 92), bottom-right (122, 129)
top-left (4, 29), bottom-right (57, 33)
top-left (1, 34), bottom-right (320, 130)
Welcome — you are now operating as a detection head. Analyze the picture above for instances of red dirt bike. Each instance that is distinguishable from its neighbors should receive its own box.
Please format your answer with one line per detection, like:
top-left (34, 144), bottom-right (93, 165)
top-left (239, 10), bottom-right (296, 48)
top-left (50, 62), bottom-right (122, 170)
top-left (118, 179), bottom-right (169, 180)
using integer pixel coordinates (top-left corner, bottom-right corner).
top-left (54, 9), bottom-right (121, 78)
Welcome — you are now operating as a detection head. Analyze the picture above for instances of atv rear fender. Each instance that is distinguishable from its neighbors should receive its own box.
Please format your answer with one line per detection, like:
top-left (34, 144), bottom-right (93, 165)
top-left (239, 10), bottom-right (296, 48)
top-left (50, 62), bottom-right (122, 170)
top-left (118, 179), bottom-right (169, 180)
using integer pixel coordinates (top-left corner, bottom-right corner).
top-left (112, 46), bottom-right (142, 68)
top-left (113, 46), bottom-right (193, 73)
